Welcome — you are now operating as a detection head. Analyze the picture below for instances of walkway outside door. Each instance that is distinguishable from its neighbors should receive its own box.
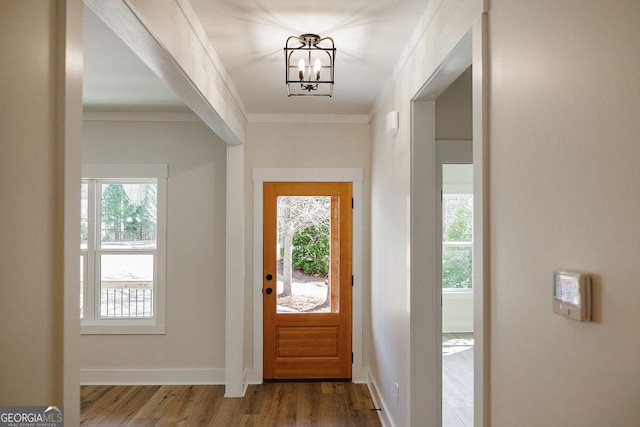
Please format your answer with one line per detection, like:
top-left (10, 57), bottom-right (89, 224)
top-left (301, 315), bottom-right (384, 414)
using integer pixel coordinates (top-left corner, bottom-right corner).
top-left (263, 182), bottom-right (352, 379)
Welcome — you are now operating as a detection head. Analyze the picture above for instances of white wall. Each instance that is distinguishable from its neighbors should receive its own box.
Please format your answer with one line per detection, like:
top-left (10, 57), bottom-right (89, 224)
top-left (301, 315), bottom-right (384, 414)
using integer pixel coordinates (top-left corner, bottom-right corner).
top-left (372, 1), bottom-right (640, 425)
top-left (369, 0), bottom-right (483, 424)
top-left (489, 0), bottom-right (640, 425)
top-left (370, 96), bottom-right (412, 426)
top-left (436, 67), bottom-right (472, 141)
top-left (442, 291), bottom-right (473, 333)
top-left (244, 120), bottom-right (371, 379)
top-left (80, 118), bottom-right (227, 380)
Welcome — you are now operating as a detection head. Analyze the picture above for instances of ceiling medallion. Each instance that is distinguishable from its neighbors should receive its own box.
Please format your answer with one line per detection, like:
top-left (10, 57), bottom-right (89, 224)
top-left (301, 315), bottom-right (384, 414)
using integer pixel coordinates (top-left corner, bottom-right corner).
top-left (284, 34), bottom-right (335, 97)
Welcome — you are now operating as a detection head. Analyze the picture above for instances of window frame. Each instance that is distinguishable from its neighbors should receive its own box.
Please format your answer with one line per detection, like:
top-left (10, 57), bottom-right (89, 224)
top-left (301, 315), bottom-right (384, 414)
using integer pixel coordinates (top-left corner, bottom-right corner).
top-left (81, 164), bottom-right (168, 335)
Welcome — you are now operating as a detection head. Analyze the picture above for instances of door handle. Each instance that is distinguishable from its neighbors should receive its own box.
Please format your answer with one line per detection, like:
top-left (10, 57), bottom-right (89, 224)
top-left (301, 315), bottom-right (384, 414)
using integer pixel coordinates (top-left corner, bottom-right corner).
top-left (265, 287), bottom-right (273, 295)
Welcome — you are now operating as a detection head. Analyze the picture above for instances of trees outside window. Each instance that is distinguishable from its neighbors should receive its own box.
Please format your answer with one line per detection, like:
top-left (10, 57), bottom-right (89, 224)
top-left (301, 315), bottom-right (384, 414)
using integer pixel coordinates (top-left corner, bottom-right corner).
top-left (277, 196), bottom-right (330, 298)
top-left (101, 183), bottom-right (156, 245)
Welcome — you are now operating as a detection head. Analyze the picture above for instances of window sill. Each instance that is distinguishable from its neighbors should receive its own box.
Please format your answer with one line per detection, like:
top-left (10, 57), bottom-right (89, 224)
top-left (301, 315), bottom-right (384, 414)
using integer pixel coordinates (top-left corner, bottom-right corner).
top-left (81, 321), bottom-right (166, 335)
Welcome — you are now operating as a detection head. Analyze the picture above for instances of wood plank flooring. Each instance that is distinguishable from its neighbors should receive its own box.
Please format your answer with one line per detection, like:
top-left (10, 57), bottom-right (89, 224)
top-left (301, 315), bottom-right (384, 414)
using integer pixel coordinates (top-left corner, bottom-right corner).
top-left (81, 382), bottom-right (382, 426)
top-left (442, 332), bottom-right (474, 427)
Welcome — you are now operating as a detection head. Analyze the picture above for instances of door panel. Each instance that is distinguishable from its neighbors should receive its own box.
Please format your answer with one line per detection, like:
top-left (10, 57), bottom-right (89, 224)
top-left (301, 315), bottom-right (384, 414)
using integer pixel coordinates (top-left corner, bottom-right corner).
top-left (263, 182), bottom-right (352, 379)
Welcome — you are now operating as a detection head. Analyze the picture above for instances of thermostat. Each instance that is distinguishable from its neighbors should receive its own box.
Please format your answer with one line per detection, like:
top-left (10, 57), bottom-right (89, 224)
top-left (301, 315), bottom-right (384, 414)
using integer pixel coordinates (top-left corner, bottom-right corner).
top-left (553, 270), bottom-right (592, 321)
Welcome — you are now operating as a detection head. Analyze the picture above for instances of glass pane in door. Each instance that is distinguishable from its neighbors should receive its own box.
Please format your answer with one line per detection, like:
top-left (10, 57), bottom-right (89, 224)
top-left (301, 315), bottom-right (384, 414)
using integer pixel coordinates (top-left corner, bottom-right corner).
top-left (276, 195), bottom-right (338, 313)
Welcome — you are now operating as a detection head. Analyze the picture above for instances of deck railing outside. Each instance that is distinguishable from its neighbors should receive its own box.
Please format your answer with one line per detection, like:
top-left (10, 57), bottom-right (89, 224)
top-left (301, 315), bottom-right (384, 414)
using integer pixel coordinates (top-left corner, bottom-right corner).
top-left (100, 281), bottom-right (153, 318)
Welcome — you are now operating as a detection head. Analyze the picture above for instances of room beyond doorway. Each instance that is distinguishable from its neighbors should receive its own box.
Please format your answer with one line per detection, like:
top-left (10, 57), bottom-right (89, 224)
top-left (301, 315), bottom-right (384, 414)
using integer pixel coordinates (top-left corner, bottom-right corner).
top-left (443, 333), bottom-right (474, 426)
top-left (438, 150), bottom-right (474, 427)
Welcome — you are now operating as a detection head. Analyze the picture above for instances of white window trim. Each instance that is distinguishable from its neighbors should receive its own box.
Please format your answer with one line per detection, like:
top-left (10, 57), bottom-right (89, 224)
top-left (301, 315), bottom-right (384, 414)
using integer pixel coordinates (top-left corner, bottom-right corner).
top-left (81, 164), bottom-right (168, 335)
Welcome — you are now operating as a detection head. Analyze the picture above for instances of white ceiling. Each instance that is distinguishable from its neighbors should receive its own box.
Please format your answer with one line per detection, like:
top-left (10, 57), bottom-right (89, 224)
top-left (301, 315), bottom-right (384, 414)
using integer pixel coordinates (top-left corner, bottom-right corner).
top-left (83, 0), bottom-right (431, 115)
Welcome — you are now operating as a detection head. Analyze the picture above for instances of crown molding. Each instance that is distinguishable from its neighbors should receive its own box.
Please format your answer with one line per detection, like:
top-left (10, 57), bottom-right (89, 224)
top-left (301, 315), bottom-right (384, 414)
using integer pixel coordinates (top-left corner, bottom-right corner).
top-left (248, 113), bottom-right (370, 124)
top-left (83, 111), bottom-right (201, 122)
top-left (369, 0), bottom-right (446, 118)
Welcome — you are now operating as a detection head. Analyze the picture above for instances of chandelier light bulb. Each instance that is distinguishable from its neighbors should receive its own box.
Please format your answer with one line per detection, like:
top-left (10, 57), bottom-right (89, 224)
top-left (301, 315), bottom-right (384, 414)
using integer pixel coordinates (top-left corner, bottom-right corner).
top-left (298, 58), bottom-right (305, 80)
top-left (314, 58), bottom-right (321, 81)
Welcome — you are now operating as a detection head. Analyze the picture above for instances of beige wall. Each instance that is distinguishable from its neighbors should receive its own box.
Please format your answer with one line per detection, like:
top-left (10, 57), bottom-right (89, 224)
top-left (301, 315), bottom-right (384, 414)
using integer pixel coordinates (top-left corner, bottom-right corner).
top-left (80, 119), bottom-right (227, 375)
top-left (0, 1), bottom-right (64, 404)
top-left (436, 67), bottom-right (472, 141)
top-left (244, 121), bottom-right (371, 376)
top-left (489, 0), bottom-right (640, 425)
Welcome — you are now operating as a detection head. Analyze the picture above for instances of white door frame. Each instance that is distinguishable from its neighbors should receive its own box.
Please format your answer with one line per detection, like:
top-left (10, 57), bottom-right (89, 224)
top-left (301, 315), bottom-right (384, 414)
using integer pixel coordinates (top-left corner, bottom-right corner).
top-left (250, 168), bottom-right (365, 384)
top-left (410, 16), bottom-right (489, 427)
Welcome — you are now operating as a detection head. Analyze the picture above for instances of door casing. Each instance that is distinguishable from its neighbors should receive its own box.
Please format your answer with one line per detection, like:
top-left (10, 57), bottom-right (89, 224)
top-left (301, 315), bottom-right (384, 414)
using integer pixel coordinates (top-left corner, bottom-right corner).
top-left (251, 168), bottom-right (365, 384)
top-left (410, 17), bottom-right (488, 426)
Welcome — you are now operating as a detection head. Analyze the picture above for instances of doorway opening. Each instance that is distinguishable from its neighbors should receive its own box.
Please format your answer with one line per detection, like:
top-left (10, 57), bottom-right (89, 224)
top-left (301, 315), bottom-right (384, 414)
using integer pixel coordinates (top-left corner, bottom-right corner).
top-left (440, 160), bottom-right (474, 427)
top-left (409, 18), bottom-right (487, 426)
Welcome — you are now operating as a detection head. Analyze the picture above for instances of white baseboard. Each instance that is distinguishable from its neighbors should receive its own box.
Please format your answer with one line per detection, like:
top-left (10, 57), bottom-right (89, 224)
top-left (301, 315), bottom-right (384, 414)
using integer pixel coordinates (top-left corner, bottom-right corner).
top-left (80, 368), bottom-right (225, 385)
top-left (242, 368), bottom-right (251, 395)
top-left (243, 368), bottom-right (264, 385)
top-left (366, 369), bottom-right (394, 427)
top-left (352, 366), bottom-right (368, 384)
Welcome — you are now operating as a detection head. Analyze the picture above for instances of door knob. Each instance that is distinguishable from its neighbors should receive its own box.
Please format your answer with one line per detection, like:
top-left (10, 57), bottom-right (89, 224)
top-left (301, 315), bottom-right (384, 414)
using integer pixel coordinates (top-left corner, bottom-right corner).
top-left (265, 287), bottom-right (273, 295)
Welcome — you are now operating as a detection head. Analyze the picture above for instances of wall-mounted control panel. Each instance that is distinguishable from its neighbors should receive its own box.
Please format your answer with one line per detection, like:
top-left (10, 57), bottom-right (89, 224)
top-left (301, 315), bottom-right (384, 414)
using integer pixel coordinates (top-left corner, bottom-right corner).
top-left (553, 270), bottom-right (592, 321)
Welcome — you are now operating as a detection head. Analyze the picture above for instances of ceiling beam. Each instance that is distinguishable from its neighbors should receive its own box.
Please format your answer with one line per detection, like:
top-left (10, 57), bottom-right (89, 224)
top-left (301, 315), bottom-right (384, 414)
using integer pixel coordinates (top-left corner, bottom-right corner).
top-left (85, 0), bottom-right (246, 145)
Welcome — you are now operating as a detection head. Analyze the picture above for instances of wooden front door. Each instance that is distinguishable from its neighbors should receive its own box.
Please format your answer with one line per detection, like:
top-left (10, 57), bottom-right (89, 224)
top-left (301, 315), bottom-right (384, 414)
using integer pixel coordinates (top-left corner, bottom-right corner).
top-left (263, 182), bottom-right (352, 380)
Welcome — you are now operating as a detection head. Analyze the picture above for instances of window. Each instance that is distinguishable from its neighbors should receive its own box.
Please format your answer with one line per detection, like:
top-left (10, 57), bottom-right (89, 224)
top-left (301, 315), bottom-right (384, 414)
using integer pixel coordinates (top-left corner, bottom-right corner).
top-left (442, 193), bottom-right (473, 289)
top-left (81, 165), bottom-right (167, 334)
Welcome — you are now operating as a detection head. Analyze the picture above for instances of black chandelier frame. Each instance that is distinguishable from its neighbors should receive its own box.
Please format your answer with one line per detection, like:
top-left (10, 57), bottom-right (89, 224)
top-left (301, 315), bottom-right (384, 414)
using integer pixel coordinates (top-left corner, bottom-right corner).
top-left (284, 34), bottom-right (335, 97)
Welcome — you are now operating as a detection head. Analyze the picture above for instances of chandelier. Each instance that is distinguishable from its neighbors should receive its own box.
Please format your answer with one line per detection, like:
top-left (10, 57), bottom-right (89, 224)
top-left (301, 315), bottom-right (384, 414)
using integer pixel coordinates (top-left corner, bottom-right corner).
top-left (284, 34), bottom-right (335, 97)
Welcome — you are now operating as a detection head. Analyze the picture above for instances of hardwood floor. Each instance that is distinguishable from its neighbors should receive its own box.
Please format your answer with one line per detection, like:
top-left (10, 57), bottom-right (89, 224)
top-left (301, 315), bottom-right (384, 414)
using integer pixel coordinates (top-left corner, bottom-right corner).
top-left (442, 332), bottom-right (474, 427)
top-left (81, 382), bottom-right (382, 426)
